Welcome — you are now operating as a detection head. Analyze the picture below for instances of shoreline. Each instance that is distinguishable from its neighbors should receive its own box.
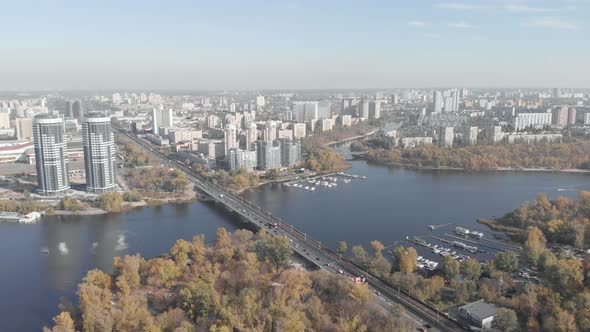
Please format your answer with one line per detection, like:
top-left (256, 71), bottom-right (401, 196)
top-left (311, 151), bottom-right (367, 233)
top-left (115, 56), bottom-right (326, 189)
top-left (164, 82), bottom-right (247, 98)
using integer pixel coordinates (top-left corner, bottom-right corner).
top-left (356, 156), bottom-right (590, 174)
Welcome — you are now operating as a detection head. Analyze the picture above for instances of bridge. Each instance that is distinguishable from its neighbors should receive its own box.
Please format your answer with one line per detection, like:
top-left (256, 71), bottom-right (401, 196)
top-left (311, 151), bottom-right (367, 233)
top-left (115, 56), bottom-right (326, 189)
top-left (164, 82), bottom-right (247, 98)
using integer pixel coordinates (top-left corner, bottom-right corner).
top-left (116, 128), bottom-right (467, 332)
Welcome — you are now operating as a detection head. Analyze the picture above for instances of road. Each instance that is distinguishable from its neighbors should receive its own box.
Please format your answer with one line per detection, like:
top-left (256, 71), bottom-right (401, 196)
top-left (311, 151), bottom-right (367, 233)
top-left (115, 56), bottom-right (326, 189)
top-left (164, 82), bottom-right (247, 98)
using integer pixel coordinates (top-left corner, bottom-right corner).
top-left (116, 128), bottom-right (467, 332)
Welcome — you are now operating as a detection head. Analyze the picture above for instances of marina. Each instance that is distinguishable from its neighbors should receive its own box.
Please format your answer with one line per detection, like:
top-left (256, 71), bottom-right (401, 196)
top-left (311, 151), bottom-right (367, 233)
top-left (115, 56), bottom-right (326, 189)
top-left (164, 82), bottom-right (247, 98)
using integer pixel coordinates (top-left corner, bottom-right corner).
top-left (283, 172), bottom-right (365, 192)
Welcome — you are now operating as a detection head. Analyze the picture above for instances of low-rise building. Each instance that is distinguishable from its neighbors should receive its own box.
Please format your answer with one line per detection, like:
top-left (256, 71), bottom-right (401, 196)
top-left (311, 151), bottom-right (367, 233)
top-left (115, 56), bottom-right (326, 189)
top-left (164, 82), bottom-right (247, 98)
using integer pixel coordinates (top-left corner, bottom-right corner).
top-left (145, 134), bottom-right (169, 146)
top-left (458, 299), bottom-right (498, 329)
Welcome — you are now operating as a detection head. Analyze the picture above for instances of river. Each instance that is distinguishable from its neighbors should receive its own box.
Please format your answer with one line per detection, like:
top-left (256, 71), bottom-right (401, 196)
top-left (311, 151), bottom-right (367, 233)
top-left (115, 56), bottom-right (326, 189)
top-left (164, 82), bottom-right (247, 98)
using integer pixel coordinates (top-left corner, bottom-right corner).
top-left (1, 145), bottom-right (589, 331)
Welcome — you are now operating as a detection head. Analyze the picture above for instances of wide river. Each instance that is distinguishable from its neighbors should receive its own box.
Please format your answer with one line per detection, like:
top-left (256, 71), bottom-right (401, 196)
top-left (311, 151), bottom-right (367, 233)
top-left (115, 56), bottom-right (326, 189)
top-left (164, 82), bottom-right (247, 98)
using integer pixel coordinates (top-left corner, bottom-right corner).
top-left (1, 146), bottom-right (589, 331)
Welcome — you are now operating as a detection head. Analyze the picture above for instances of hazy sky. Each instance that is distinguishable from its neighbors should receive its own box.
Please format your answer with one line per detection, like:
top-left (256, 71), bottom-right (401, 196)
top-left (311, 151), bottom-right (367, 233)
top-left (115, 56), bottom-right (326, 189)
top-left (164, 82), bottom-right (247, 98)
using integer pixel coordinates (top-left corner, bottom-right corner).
top-left (1, 0), bottom-right (589, 90)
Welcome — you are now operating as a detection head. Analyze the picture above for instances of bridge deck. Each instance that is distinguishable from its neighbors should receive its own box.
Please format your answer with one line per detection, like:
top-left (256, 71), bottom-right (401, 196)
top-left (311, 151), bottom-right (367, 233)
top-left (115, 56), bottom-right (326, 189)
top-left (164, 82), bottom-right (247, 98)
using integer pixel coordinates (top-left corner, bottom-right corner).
top-left (117, 129), bottom-right (467, 332)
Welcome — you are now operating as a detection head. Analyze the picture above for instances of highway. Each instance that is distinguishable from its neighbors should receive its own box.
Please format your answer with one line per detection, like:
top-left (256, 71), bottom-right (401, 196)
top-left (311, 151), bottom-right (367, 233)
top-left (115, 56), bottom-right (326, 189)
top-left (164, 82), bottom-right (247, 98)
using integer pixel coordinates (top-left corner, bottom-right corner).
top-left (116, 128), bottom-right (467, 332)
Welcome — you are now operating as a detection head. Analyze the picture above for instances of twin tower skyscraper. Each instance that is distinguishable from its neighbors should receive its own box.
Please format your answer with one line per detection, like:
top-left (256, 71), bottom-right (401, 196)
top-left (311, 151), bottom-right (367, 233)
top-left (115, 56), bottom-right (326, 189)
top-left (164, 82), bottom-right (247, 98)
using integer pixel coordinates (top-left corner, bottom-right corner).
top-left (33, 112), bottom-right (116, 196)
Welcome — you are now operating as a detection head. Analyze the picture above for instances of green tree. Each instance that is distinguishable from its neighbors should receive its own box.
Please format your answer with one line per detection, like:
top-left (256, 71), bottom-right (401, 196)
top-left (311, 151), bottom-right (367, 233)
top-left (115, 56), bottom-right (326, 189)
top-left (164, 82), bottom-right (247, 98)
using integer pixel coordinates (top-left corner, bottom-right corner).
top-left (494, 252), bottom-right (519, 272)
top-left (254, 235), bottom-right (292, 268)
top-left (443, 255), bottom-right (460, 280)
top-left (461, 258), bottom-right (482, 280)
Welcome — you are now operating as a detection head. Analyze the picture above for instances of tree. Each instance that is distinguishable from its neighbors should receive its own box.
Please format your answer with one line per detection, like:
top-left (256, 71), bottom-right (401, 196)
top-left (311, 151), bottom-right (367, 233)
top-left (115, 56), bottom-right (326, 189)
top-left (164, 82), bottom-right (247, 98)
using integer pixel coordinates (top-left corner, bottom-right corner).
top-left (266, 168), bottom-right (280, 180)
top-left (370, 240), bottom-right (384, 258)
top-left (113, 255), bottom-right (143, 295)
top-left (494, 252), bottom-right (519, 272)
top-left (443, 255), bottom-right (460, 280)
top-left (493, 308), bottom-right (519, 332)
top-left (60, 196), bottom-right (83, 212)
top-left (351, 245), bottom-right (370, 268)
top-left (44, 311), bottom-right (75, 332)
top-left (336, 241), bottom-right (348, 256)
top-left (461, 258), bottom-right (482, 280)
top-left (179, 280), bottom-right (220, 322)
top-left (523, 226), bottom-right (547, 267)
top-left (97, 192), bottom-right (123, 212)
top-left (254, 235), bottom-right (292, 268)
top-left (391, 246), bottom-right (417, 273)
top-left (545, 258), bottom-right (584, 296)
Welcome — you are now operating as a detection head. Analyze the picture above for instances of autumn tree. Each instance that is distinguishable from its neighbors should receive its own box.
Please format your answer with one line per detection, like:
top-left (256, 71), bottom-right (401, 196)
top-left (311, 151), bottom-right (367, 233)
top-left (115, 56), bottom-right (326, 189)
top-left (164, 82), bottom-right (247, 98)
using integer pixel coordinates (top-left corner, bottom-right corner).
top-left (370, 240), bottom-right (385, 258)
top-left (336, 241), bottom-right (348, 256)
top-left (523, 226), bottom-right (546, 267)
top-left (391, 246), bottom-right (417, 273)
top-left (97, 192), bottom-right (123, 212)
top-left (113, 255), bottom-right (143, 295)
top-left (43, 311), bottom-right (75, 332)
top-left (493, 308), bottom-right (519, 332)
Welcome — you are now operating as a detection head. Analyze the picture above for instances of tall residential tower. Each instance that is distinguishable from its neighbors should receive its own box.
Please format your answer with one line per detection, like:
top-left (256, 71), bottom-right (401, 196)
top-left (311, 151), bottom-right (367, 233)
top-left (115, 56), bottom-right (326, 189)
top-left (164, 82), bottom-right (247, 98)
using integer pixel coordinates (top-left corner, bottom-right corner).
top-left (33, 114), bottom-right (69, 196)
top-left (82, 113), bottom-right (116, 193)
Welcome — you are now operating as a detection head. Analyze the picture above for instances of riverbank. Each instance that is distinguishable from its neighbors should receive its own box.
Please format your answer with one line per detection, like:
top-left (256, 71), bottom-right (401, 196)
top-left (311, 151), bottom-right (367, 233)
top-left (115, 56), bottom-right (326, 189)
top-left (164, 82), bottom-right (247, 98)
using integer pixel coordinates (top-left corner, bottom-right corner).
top-left (356, 155), bottom-right (590, 174)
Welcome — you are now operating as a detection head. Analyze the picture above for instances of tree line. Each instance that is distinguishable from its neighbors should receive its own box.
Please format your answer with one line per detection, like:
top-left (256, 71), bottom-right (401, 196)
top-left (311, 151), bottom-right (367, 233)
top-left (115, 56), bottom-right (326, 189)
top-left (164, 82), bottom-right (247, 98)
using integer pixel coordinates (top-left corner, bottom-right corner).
top-left (354, 138), bottom-right (590, 171)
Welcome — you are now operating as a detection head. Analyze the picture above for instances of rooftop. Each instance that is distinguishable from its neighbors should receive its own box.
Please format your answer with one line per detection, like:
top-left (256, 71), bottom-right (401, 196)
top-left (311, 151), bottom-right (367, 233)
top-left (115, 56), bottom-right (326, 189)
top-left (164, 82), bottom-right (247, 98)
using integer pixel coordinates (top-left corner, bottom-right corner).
top-left (459, 299), bottom-right (498, 320)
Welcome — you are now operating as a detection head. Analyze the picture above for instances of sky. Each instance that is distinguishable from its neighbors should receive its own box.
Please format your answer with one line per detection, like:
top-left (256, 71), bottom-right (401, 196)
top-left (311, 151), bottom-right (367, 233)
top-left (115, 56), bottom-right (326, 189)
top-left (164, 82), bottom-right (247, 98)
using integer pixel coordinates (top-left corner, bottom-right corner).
top-left (1, 0), bottom-right (589, 90)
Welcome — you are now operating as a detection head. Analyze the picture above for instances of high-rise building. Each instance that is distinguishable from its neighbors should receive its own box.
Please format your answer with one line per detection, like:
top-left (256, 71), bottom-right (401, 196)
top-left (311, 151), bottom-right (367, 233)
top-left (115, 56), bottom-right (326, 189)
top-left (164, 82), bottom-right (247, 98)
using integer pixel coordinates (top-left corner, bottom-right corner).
top-left (245, 123), bottom-right (258, 150)
top-left (279, 139), bottom-right (302, 167)
top-left (263, 121), bottom-right (277, 142)
top-left (72, 100), bottom-right (82, 120)
top-left (341, 98), bottom-right (354, 114)
top-left (292, 102), bottom-right (319, 122)
top-left (485, 125), bottom-right (503, 144)
top-left (152, 108), bottom-right (174, 134)
top-left (318, 101), bottom-right (332, 119)
top-left (64, 100), bottom-right (73, 118)
top-left (292, 123), bottom-right (306, 139)
top-left (567, 107), bottom-right (577, 126)
top-left (229, 148), bottom-right (258, 172)
top-left (16, 118), bottom-right (33, 140)
top-left (256, 95), bottom-right (266, 108)
top-left (33, 114), bottom-right (69, 196)
top-left (390, 94), bottom-right (400, 105)
top-left (438, 127), bottom-right (454, 147)
top-left (82, 113), bottom-right (116, 193)
top-left (463, 126), bottom-right (478, 146)
top-left (433, 91), bottom-right (443, 113)
top-left (255, 140), bottom-right (281, 170)
top-left (553, 88), bottom-right (561, 98)
top-left (0, 110), bottom-right (10, 129)
top-left (358, 99), bottom-right (370, 119)
top-left (552, 106), bottom-right (569, 127)
top-left (369, 100), bottom-right (381, 119)
top-left (224, 123), bottom-right (238, 156)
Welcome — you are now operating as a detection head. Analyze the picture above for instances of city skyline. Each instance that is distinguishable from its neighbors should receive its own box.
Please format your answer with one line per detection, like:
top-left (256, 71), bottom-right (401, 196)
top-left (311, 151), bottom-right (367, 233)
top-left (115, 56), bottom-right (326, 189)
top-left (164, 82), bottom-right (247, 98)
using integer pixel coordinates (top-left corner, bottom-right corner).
top-left (1, 0), bottom-right (589, 90)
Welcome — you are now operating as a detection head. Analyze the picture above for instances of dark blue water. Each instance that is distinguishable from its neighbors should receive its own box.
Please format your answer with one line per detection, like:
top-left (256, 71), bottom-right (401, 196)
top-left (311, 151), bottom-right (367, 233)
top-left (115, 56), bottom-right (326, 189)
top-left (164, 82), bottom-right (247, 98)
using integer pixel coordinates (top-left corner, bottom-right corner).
top-left (1, 147), bottom-right (589, 331)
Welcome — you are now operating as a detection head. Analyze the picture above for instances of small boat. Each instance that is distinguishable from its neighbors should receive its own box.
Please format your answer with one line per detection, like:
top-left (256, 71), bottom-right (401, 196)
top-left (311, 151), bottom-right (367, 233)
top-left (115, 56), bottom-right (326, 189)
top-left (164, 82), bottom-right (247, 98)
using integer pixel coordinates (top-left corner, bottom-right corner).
top-left (41, 247), bottom-right (49, 254)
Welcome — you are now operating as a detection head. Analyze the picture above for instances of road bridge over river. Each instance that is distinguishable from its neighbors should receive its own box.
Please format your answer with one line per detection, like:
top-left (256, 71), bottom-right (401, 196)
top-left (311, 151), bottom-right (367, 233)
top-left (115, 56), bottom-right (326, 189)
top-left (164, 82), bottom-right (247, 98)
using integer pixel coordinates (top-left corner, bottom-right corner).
top-left (116, 128), bottom-right (467, 332)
